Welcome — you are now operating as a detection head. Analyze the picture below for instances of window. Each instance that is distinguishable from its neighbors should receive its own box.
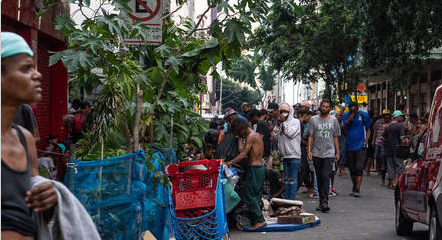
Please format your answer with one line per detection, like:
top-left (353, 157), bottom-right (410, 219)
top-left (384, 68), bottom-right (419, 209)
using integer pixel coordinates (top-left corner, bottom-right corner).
top-left (431, 69), bottom-right (441, 82)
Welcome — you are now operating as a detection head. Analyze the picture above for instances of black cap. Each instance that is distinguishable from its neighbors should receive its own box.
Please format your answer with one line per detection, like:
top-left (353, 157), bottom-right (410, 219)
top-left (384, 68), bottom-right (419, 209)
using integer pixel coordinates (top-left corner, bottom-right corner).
top-left (348, 102), bottom-right (358, 108)
top-left (46, 135), bottom-right (57, 143)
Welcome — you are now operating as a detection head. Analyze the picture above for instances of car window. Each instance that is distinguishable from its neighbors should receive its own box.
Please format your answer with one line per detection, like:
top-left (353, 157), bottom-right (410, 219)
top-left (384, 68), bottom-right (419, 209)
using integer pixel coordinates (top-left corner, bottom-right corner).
top-left (425, 85), bottom-right (442, 161)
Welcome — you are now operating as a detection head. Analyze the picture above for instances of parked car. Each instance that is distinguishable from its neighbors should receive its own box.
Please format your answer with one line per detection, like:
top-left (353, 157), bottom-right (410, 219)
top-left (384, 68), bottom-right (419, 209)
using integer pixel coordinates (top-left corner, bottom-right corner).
top-left (395, 84), bottom-right (442, 240)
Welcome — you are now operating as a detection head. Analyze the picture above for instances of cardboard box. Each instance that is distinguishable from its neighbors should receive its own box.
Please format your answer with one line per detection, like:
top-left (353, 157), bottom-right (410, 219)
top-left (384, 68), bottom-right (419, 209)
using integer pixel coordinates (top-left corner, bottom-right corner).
top-left (277, 214), bottom-right (315, 225)
top-left (142, 231), bottom-right (157, 240)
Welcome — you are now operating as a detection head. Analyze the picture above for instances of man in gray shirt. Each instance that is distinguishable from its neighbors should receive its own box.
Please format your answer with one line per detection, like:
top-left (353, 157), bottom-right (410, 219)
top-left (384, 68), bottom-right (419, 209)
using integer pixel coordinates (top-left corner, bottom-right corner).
top-left (308, 99), bottom-right (340, 212)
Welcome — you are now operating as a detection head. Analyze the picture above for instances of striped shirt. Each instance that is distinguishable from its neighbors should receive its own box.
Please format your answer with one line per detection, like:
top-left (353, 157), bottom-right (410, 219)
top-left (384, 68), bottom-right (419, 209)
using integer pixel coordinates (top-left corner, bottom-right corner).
top-left (373, 119), bottom-right (385, 146)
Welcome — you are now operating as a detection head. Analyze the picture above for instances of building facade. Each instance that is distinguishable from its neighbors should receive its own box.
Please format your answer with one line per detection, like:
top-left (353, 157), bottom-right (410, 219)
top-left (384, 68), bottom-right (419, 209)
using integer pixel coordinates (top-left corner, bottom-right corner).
top-left (367, 60), bottom-right (442, 116)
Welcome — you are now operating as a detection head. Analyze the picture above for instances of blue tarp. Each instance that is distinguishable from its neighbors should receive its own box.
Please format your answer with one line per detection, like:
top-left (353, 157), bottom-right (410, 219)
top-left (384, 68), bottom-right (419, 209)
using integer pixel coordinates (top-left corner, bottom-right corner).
top-left (65, 150), bottom-right (171, 240)
top-left (243, 217), bottom-right (320, 232)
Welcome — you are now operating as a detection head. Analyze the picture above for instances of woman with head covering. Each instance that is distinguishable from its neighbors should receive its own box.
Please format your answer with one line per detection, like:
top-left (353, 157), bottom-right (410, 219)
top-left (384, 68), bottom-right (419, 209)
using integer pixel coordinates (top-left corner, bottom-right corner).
top-left (1, 32), bottom-right (57, 239)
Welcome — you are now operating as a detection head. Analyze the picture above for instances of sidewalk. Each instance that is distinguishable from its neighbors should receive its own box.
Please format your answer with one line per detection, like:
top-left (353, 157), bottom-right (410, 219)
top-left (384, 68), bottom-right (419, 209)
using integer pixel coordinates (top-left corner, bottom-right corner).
top-left (229, 173), bottom-right (428, 240)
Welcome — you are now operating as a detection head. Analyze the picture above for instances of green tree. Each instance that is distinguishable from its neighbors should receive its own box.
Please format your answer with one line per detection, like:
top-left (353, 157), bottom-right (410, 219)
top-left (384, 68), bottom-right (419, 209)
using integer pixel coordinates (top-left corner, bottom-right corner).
top-left (251, 0), bottom-right (360, 103)
top-left (215, 77), bottom-right (260, 112)
top-left (355, 0), bottom-right (442, 89)
top-left (227, 52), bottom-right (276, 106)
top-left (46, 0), bottom-right (270, 162)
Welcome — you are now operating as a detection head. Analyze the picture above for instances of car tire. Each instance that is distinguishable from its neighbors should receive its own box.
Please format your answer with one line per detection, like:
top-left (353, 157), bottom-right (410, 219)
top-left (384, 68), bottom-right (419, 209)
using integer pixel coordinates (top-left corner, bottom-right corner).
top-left (429, 205), bottom-right (442, 240)
top-left (396, 197), bottom-right (413, 235)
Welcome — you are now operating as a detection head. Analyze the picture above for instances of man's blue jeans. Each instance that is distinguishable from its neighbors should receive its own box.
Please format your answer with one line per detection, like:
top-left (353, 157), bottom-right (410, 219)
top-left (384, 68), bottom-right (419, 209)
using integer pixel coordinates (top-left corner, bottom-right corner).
top-left (283, 158), bottom-right (301, 200)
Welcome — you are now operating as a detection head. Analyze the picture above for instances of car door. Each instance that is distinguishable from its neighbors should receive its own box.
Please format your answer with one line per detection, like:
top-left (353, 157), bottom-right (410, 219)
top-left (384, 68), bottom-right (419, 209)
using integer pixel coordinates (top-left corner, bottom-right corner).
top-left (402, 147), bottom-right (425, 221)
top-left (418, 85), bottom-right (442, 224)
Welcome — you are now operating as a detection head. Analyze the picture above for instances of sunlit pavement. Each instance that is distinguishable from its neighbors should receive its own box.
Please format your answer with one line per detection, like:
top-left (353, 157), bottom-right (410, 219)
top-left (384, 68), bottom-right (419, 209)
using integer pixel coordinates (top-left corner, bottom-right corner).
top-left (229, 172), bottom-right (428, 240)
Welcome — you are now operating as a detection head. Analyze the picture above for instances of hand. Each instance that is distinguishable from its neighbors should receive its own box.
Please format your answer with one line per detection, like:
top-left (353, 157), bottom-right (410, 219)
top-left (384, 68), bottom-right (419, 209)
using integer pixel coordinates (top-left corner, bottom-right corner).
top-left (335, 153), bottom-right (340, 162)
top-left (308, 151), bottom-right (312, 161)
top-left (25, 182), bottom-right (57, 212)
top-left (346, 113), bottom-right (355, 124)
top-left (277, 115), bottom-right (285, 124)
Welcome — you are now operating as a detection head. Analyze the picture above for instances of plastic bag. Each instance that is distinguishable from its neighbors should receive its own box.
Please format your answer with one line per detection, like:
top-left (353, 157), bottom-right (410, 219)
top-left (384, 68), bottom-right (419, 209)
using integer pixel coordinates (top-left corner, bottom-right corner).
top-left (221, 179), bottom-right (241, 214)
top-left (223, 165), bottom-right (239, 187)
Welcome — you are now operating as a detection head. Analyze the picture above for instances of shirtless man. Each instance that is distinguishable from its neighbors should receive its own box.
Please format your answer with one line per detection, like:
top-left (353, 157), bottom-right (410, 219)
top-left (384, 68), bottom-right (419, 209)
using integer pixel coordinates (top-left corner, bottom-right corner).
top-left (226, 117), bottom-right (266, 230)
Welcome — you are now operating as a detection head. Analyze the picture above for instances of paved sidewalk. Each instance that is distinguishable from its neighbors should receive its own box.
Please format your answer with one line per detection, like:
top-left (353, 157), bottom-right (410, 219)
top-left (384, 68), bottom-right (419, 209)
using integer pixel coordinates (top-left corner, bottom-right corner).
top-left (229, 172), bottom-right (428, 240)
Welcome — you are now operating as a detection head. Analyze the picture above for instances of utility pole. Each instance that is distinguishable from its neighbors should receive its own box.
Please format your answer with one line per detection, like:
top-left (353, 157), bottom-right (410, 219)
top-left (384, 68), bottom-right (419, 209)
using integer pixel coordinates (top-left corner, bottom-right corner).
top-left (219, 77), bottom-right (223, 115)
top-left (277, 71), bottom-right (281, 104)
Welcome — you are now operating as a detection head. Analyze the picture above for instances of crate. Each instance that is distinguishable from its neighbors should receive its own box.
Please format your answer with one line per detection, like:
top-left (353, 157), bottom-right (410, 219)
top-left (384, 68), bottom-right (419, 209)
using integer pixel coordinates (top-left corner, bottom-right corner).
top-left (168, 170), bottom-right (229, 240)
top-left (166, 160), bottom-right (221, 217)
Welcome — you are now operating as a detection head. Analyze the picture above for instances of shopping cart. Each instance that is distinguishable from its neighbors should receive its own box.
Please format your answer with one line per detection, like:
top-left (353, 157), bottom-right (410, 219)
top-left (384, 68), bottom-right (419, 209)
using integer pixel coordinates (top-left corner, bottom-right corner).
top-left (166, 159), bottom-right (229, 240)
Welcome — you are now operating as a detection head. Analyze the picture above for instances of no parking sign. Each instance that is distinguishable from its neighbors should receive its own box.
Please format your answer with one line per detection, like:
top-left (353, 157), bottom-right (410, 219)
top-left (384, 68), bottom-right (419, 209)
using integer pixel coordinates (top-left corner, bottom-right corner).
top-left (124, 0), bottom-right (162, 45)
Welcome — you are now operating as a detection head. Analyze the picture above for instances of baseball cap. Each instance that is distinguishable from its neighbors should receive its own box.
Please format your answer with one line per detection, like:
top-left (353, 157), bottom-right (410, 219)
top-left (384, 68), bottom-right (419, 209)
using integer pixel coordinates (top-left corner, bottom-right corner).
top-left (392, 110), bottom-right (405, 118)
top-left (224, 108), bottom-right (237, 119)
top-left (382, 109), bottom-right (391, 115)
top-left (301, 102), bottom-right (311, 109)
top-left (348, 102), bottom-right (358, 108)
top-left (1, 32), bottom-right (34, 59)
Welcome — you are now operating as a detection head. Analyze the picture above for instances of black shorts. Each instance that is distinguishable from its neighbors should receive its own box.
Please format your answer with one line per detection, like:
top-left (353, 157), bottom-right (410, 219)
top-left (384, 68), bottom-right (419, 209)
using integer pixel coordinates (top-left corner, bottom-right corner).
top-left (367, 144), bottom-right (375, 159)
top-left (347, 148), bottom-right (366, 177)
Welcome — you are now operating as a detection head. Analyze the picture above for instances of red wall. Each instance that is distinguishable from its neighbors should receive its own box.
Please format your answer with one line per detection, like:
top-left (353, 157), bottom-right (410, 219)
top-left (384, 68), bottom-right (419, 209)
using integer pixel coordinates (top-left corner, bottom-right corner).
top-left (2, 13), bottom-right (68, 149)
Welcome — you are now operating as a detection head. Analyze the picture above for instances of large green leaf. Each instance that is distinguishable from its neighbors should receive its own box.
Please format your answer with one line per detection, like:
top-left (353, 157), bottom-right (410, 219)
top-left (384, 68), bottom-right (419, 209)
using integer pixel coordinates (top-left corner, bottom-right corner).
top-left (181, 38), bottom-right (219, 57)
top-left (165, 55), bottom-right (183, 74)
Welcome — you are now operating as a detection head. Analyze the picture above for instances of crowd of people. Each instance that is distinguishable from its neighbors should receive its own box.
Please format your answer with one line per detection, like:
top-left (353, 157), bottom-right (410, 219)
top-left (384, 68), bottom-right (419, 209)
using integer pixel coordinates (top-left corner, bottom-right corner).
top-left (188, 99), bottom-right (429, 230)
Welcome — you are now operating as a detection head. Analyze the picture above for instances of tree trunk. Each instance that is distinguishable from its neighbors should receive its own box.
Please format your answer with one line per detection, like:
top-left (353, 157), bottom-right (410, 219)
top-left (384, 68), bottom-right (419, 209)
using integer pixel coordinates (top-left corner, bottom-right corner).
top-left (133, 84), bottom-right (143, 152)
top-left (124, 120), bottom-right (132, 153)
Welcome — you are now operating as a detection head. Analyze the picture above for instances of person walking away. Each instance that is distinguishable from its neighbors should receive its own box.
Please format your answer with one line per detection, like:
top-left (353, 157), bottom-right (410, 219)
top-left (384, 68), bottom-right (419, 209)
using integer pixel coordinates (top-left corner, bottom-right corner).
top-left (365, 110), bottom-right (377, 176)
top-left (372, 109), bottom-right (392, 185)
top-left (72, 101), bottom-right (91, 143)
top-left (249, 109), bottom-right (271, 167)
top-left (342, 101), bottom-right (371, 197)
top-left (227, 118), bottom-right (266, 230)
top-left (404, 113), bottom-right (419, 145)
top-left (297, 109), bottom-right (315, 197)
top-left (383, 110), bottom-right (406, 188)
top-left (273, 103), bottom-right (302, 200)
top-left (335, 110), bottom-right (347, 176)
top-left (307, 100), bottom-right (340, 212)
top-left (13, 104), bottom-right (40, 145)
top-left (267, 103), bottom-right (280, 168)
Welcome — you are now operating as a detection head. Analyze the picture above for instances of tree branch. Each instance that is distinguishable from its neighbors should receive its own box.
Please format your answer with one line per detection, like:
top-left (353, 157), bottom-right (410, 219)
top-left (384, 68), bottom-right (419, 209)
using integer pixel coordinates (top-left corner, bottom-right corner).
top-left (194, 14), bottom-right (229, 32)
top-left (185, 6), bottom-right (212, 39)
top-left (133, 84), bottom-right (143, 152)
top-left (162, 0), bottom-right (187, 20)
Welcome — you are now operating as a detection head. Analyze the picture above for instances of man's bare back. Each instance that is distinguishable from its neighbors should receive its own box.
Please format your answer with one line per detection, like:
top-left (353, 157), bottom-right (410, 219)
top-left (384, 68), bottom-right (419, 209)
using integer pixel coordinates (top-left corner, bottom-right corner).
top-left (229, 128), bottom-right (264, 166)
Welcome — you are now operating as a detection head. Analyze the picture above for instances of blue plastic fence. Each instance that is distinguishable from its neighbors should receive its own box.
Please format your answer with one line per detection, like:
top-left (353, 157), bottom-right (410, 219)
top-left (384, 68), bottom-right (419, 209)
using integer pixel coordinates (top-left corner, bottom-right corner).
top-left (65, 149), bottom-right (170, 240)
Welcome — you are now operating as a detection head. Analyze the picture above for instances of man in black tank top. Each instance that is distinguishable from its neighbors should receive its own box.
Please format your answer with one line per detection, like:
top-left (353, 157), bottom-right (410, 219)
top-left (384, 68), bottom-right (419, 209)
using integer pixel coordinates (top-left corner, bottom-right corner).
top-left (2, 32), bottom-right (58, 239)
